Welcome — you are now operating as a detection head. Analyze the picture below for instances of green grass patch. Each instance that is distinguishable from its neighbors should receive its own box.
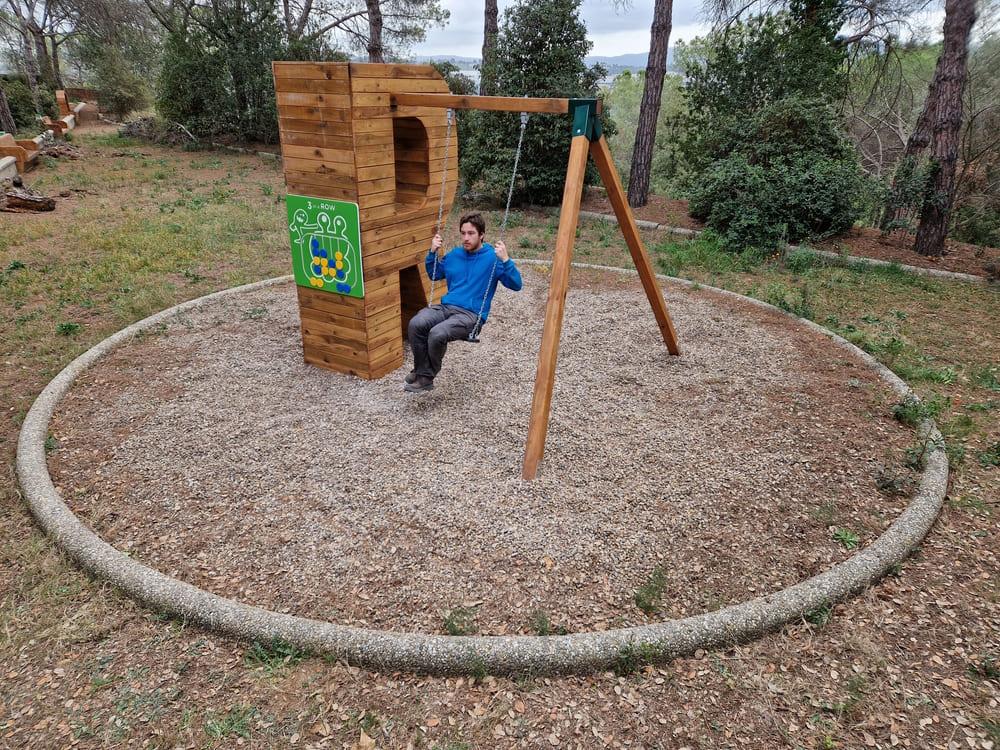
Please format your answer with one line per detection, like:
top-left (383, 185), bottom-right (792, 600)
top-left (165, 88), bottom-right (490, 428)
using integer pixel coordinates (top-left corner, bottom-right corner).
top-left (804, 602), bottom-right (833, 627)
top-left (614, 640), bottom-right (662, 675)
top-left (891, 395), bottom-right (946, 428)
top-left (652, 236), bottom-right (765, 277)
top-left (204, 704), bottom-right (257, 739)
top-left (243, 638), bottom-right (309, 675)
top-left (978, 441), bottom-right (1000, 468)
top-left (971, 366), bottom-right (1000, 391)
top-left (442, 606), bottom-right (477, 636)
top-left (832, 528), bottom-right (860, 550)
top-left (529, 609), bottom-right (568, 636)
top-left (634, 566), bottom-right (669, 615)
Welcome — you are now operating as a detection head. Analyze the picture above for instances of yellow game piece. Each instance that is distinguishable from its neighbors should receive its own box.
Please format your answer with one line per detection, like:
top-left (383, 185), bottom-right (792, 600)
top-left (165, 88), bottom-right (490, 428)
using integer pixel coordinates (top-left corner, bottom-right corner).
top-left (321, 258), bottom-right (329, 267)
top-left (335, 261), bottom-right (344, 270)
top-left (335, 251), bottom-right (343, 261)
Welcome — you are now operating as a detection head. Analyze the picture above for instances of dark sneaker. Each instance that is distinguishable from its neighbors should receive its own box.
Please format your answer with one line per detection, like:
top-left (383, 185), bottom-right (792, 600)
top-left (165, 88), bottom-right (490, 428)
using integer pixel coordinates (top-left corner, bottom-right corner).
top-left (403, 375), bottom-right (435, 393)
top-left (404, 370), bottom-right (419, 384)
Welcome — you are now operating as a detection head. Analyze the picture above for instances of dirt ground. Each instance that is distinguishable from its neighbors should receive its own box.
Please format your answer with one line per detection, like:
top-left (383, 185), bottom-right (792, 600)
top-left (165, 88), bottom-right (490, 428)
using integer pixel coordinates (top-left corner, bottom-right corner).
top-left (579, 189), bottom-right (702, 231)
top-left (1, 128), bottom-right (998, 750)
top-left (814, 227), bottom-right (1000, 280)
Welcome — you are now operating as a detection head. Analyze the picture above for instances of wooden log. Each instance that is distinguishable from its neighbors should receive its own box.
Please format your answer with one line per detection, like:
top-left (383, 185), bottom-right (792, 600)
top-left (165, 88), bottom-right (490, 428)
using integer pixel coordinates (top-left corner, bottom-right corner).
top-left (2, 186), bottom-right (55, 212)
top-left (589, 135), bottom-right (680, 355)
top-left (522, 134), bottom-right (591, 481)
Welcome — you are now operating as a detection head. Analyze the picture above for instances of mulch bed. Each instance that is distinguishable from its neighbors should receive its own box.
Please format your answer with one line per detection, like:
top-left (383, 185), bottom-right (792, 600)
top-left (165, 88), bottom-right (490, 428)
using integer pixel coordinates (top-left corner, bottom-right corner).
top-left (814, 226), bottom-right (1000, 279)
top-left (47, 270), bottom-right (916, 636)
top-left (579, 188), bottom-right (703, 230)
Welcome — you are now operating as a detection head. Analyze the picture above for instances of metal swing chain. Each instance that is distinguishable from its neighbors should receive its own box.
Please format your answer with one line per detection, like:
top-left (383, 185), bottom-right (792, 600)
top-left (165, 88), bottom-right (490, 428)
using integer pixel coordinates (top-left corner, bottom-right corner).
top-left (468, 110), bottom-right (530, 342)
top-left (429, 107), bottom-right (454, 304)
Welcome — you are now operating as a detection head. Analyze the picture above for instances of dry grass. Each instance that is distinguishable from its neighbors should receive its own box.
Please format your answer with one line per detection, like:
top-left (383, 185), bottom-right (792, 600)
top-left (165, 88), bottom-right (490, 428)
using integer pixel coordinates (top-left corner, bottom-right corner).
top-left (1, 129), bottom-right (998, 749)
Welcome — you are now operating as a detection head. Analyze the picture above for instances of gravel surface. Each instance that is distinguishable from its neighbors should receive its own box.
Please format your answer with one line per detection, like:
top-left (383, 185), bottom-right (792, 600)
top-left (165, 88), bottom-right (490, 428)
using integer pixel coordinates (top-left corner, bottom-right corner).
top-left (48, 268), bottom-right (913, 636)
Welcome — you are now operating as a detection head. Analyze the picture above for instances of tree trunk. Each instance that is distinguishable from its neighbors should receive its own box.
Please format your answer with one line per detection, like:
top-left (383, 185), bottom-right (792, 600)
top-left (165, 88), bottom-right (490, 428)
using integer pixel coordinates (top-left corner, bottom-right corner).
top-left (913, 0), bottom-right (977, 257)
top-left (480, 0), bottom-right (498, 96)
top-left (879, 72), bottom-right (938, 229)
top-left (366, 0), bottom-right (385, 63)
top-left (31, 26), bottom-right (55, 85)
top-left (626, 0), bottom-right (673, 208)
top-left (0, 90), bottom-right (16, 134)
top-left (903, 76), bottom-right (937, 158)
top-left (19, 31), bottom-right (43, 116)
top-left (50, 37), bottom-right (64, 89)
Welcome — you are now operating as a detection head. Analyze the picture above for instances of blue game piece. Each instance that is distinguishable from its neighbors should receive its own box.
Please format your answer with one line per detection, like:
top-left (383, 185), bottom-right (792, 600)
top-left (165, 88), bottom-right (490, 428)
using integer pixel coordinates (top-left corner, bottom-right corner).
top-left (336, 270), bottom-right (345, 279)
top-left (311, 238), bottom-right (319, 249)
top-left (311, 247), bottom-right (320, 257)
top-left (320, 249), bottom-right (328, 258)
top-left (337, 282), bottom-right (350, 293)
top-left (312, 265), bottom-right (322, 274)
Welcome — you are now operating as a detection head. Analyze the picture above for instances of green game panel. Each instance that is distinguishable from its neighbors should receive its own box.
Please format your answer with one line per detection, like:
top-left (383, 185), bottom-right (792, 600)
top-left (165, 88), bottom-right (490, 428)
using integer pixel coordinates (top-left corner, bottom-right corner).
top-left (286, 194), bottom-right (365, 299)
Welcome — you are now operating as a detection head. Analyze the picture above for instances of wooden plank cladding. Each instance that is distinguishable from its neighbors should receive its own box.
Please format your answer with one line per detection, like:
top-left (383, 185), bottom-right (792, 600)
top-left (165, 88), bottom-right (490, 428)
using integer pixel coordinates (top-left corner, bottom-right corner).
top-left (274, 61), bottom-right (457, 380)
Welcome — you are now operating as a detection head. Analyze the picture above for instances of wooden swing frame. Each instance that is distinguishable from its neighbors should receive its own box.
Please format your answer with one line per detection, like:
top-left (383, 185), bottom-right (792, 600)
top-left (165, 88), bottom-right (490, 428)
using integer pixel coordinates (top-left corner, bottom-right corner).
top-left (390, 93), bottom-right (681, 480)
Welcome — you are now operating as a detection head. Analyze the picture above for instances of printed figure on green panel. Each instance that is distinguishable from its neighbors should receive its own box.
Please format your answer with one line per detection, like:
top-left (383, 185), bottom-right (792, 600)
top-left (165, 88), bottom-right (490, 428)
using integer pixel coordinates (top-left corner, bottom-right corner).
top-left (287, 194), bottom-right (364, 299)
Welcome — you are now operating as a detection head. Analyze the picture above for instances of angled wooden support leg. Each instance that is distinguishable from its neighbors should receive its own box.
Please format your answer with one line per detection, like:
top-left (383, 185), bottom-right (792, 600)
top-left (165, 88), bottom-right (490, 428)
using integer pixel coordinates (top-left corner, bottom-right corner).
top-left (522, 134), bottom-right (592, 481)
top-left (589, 135), bottom-right (680, 355)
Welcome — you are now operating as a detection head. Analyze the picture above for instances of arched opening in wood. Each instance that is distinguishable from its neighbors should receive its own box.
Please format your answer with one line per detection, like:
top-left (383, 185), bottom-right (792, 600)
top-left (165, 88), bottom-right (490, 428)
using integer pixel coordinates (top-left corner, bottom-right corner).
top-left (392, 117), bottom-right (430, 208)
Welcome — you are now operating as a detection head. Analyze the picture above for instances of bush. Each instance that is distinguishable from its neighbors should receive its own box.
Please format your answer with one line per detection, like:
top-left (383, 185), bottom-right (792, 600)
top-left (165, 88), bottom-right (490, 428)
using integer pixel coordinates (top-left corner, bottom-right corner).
top-left (91, 49), bottom-right (149, 120)
top-left (156, 0), bottom-right (295, 144)
top-left (0, 79), bottom-right (58, 131)
top-left (157, 31), bottom-right (234, 139)
top-left (951, 203), bottom-right (1000, 247)
top-left (678, 0), bottom-right (847, 175)
top-left (687, 98), bottom-right (864, 251)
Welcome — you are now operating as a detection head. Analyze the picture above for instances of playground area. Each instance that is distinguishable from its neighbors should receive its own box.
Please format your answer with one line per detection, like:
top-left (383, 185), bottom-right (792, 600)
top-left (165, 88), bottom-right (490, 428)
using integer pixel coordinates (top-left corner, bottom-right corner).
top-left (2, 116), bottom-right (999, 748)
top-left (46, 274), bottom-right (914, 634)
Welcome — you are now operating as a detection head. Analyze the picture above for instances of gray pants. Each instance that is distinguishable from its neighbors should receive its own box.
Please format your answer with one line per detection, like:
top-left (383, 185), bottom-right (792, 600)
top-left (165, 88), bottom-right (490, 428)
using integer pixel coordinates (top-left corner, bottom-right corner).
top-left (407, 304), bottom-right (478, 378)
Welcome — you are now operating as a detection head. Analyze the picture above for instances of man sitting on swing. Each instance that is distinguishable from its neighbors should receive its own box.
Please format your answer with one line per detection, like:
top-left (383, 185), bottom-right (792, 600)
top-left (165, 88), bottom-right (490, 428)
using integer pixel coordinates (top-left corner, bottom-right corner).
top-left (404, 212), bottom-right (523, 393)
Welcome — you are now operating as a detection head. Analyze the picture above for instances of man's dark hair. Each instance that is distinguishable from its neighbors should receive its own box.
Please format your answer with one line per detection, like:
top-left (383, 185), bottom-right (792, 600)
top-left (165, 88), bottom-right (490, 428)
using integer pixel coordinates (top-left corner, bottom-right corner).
top-left (459, 212), bottom-right (486, 235)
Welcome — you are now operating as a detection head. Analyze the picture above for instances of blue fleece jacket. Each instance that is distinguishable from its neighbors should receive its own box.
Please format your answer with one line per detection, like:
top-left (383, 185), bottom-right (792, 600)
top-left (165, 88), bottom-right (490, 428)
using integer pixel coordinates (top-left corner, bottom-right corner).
top-left (425, 243), bottom-right (523, 323)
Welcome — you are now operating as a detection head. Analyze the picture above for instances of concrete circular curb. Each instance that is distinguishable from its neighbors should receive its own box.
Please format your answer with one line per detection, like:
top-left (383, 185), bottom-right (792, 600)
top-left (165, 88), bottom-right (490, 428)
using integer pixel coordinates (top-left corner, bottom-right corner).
top-left (17, 268), bottom-right (948, 675)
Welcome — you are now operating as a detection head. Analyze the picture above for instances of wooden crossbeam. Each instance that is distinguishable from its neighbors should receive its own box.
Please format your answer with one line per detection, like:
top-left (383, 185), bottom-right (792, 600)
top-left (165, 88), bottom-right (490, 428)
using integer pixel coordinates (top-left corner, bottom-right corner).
top-left (391, 93), bottom-right (602, 115)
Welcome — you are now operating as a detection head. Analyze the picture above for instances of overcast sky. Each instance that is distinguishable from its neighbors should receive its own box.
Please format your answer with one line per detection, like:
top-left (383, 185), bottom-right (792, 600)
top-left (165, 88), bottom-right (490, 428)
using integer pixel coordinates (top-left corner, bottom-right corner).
top-left (413, 0), bottom-right (712, 59)
top-left (411, 0), bottom-right (950, 60)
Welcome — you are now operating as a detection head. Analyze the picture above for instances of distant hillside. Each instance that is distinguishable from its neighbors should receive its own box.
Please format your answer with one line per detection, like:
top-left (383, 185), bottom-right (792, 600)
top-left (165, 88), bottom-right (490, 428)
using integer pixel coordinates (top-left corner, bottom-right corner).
top-left (412, 50), bottom-right (677, 72)
top-left (586, 51), bottom-right (674, 67)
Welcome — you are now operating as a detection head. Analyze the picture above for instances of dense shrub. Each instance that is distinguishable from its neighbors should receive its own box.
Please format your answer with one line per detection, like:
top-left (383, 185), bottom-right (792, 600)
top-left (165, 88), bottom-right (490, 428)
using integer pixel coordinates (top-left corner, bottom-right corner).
top-left (952, 203), bottom-right (1000, 247)
top-left (157, 31), bottom-right (234, 139)
top-left (460, 0), bottom-right (612, 206)
top-left (687, 98), bottom-right (864, 250)
top-left (0, 78), bottom-right (58, 131)
top-left (156, 0), bottom-right (320, 144)
top-left (679, 0), bottom-right (847, 175)
top-left (92, 50), bottom-right (149, 120)
top-left (675, 0), bottom-right (862, 250)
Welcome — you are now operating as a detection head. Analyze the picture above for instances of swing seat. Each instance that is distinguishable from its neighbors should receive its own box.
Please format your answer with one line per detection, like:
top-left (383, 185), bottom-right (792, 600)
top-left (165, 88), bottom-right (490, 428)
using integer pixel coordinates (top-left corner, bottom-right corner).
top-left (465, 321), bottom-right (485, 343)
